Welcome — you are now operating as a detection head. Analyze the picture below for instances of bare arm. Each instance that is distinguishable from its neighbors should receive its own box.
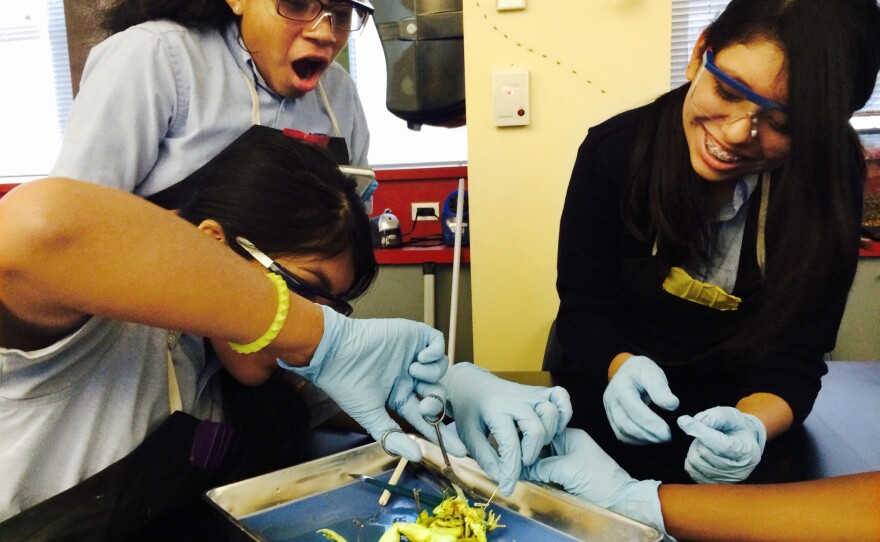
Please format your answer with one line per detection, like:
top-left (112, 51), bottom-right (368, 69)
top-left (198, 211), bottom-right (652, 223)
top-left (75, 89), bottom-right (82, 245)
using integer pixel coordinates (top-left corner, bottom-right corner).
top-left (525, 428), bottom-right (880, 542)
top-left (660, 472), bottom-right (880, 542)
top-left (0, 178), bottom-right (322, 370)
top-left (736, 392), bottom-right (793, 440)
top-left (607, 351), bottom-right (633, 379)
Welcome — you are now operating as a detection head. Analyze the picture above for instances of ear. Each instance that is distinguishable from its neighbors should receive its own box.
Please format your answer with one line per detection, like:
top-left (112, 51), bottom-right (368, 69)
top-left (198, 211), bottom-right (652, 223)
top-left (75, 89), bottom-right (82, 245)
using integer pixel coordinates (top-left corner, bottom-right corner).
top-left (197, 219), bottom-right (227, 243)
top-left (225, 0), bottom-right (243, 16)
top-left (685, 31), bottom-right (709, 82)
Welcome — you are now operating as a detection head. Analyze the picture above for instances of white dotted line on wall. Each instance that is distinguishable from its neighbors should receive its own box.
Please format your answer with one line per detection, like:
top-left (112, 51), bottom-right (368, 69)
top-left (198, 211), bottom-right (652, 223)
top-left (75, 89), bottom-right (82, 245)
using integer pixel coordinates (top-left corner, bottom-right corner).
top-left (473, 1), bottom-right (610, 97)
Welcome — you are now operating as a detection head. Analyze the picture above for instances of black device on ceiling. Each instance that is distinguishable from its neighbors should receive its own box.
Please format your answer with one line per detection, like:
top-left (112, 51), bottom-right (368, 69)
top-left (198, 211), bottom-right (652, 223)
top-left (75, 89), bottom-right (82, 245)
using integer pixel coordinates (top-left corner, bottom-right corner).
top-left (372, 0), bottom-right (465, 131)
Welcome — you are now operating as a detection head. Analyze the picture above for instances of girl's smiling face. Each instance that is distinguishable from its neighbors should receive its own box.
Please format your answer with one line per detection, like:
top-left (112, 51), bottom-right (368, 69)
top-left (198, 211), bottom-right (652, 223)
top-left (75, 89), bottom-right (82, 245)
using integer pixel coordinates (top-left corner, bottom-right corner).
top-left (682, 38), bottom-right (791, 182)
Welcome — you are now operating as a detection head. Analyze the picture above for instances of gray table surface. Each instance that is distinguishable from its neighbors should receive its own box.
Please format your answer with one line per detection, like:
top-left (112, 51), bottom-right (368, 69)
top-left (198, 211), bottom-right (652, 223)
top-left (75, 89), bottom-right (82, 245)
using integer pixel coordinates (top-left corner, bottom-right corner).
top-left (799, 361), bottom-right (880, 477)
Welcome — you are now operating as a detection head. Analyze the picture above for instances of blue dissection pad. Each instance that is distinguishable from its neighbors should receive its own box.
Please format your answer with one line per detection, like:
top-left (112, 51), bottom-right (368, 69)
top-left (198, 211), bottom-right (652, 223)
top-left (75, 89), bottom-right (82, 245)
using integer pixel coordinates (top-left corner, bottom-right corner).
top-left (241, 469), bottom-right (579, 541)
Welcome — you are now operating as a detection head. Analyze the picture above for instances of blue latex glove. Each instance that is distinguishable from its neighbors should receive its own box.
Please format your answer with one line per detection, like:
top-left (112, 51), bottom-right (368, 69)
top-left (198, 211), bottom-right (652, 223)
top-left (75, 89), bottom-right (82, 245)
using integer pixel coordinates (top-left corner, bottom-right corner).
top-left (522, 428), bottom-right (672, 540)
top-left (279, 305), bottom-right (467, 463)
top-left (434, 362), bottom-right (573, 496)
top-left (603, 355), bottom-right (680, 445)
top-left (678, 406), bottom-right (767, 484)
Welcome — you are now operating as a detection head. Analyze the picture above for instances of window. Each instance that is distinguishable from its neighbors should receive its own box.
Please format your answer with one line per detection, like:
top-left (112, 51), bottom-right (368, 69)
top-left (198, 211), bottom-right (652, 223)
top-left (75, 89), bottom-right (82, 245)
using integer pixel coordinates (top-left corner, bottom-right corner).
top-left (0, 4), bottom-right (462, 183)
top-left (671, 0), bottom-right (880, 131)
top-left (348, 18), bottom-right (468, 168)
top-left (0, 1), bottom-right (72, 182)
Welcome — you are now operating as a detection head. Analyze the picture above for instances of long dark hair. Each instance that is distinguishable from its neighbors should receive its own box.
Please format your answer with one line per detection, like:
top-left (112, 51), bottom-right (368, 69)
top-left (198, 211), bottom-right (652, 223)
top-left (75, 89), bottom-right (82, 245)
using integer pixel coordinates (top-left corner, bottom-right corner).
top-left (176, 125), bottom-right (378, 300)
top-left (98, 0), bottom-right (235, 35)
top-left (625, 0), bottom-right (880, 351)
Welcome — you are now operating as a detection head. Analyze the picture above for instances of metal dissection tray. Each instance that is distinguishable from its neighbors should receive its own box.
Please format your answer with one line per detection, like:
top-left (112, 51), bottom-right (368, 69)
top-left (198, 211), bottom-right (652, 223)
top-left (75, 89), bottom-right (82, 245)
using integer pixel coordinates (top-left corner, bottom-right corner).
top-left (205, 436), bottom-right (661, 542)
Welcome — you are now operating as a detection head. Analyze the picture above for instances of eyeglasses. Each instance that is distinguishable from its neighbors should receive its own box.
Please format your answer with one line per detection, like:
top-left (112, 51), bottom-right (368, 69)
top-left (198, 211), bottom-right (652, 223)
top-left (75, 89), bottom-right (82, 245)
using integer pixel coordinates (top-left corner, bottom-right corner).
top-left (236, 236), bottom-right (354, 316)
top-left (276, 0), bottom-right (372, 32)
top-left (691, 48), bottom-right (790, 151)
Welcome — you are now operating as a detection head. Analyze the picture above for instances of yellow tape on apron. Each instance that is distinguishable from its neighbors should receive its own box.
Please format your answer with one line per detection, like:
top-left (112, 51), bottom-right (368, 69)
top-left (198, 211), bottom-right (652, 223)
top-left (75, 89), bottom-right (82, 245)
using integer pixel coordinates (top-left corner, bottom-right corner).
top-left (662, 266), bottom-right (741, 311)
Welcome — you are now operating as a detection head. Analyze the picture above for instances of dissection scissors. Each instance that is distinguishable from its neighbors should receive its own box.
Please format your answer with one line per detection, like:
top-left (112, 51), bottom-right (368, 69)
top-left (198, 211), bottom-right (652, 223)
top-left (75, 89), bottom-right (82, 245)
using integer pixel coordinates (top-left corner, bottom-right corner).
top-left (422, 394), bottom-right (468, 490)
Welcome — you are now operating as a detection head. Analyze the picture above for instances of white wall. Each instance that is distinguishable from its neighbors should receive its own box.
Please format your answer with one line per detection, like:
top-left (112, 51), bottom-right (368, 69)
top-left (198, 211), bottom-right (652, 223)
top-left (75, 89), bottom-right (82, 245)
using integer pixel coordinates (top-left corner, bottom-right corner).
top-left (465, 1), bottom-right (672, 370)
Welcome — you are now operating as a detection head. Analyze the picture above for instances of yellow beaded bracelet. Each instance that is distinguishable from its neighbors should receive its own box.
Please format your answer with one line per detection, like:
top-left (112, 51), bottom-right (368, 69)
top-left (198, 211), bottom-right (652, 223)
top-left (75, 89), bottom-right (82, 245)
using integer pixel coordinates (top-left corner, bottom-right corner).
top-left (228, 272), bottom-right (290, 354)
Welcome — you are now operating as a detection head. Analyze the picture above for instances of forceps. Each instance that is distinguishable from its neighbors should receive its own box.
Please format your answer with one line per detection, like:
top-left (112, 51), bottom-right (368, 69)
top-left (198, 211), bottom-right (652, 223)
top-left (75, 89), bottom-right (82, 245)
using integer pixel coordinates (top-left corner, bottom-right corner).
top-left (422, 394), bottom-right (468, 491)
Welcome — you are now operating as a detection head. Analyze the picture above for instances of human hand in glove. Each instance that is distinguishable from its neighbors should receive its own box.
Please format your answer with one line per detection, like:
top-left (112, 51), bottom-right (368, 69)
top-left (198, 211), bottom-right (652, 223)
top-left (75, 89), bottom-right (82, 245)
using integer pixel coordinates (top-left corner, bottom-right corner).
top-left (603, 356), bottom-right (680, 445)
top-left (521, 428), bottom-right (671, 539)
top-left (437, 362), bottom-right (573, 496)
top-left (279, 305), bottom-right (467, 463)
top-left (678, 406), bottom-right (767, 484)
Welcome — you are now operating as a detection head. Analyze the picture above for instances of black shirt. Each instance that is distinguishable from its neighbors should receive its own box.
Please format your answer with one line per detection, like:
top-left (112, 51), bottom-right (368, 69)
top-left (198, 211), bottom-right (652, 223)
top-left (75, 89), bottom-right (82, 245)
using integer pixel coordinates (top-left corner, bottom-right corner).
top-left (551, 102), bottom-right (849, 426)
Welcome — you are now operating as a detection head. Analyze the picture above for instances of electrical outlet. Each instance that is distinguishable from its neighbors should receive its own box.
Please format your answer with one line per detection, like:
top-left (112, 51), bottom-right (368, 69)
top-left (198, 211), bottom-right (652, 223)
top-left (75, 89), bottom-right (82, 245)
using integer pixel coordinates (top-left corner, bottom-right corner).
top-left (411, 202), bottom-right (440, 221)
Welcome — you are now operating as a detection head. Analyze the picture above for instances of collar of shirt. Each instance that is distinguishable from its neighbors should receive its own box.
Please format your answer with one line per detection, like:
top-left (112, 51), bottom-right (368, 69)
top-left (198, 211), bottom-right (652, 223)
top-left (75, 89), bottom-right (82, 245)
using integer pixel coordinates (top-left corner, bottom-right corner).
top-left (717, 174), bottom-right (759, 222)
top-left (688, 173), bottom-right (759, 291)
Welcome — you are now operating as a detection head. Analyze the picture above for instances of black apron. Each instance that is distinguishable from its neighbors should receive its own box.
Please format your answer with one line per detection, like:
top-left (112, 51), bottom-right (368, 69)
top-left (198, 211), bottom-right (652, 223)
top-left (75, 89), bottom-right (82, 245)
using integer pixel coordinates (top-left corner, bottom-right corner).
top-left (0, 370), bottom-right (311, 542)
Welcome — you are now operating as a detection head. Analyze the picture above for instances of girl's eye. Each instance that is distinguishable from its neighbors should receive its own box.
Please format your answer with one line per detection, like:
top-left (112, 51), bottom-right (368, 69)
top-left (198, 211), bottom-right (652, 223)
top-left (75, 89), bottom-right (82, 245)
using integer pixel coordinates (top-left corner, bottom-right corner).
top-left (714, 81), bottom-right (741, 102)
top-left (764, 115), bottom-right (790, 135)
top-left (332, 7), bottom-right (353, 24)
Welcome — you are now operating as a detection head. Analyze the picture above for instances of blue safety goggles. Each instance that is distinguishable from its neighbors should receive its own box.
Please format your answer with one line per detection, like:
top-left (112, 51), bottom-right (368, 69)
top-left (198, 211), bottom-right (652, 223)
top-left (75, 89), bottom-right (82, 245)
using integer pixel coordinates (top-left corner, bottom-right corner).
top-left (704, 48), bottom-right (789, 114)
top-left (236, 236), bottom-right (354, 316)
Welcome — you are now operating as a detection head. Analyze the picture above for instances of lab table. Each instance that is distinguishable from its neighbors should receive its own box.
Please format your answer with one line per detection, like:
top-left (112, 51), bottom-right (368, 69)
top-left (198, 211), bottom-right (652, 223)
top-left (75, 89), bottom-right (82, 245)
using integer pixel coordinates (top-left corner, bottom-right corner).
top-left (496, 360), bottom-right (880, 484)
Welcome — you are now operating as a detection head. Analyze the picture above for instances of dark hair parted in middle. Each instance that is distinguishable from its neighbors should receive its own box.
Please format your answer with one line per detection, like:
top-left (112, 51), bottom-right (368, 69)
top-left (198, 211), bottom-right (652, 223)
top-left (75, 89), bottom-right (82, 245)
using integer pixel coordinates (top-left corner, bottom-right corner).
top-left (176, 125), bottom-right (378, 300)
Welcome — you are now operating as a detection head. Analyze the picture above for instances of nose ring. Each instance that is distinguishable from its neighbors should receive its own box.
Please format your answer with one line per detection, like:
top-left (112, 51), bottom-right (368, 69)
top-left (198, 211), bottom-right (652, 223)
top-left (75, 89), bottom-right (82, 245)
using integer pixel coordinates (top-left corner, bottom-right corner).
top-left (748, 113), bottom-right (758, 140)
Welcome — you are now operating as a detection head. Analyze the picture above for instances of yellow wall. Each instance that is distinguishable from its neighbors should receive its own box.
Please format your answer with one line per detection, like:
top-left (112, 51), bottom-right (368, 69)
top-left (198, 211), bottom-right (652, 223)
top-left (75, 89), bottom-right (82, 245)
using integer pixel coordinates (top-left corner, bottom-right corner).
top-left (465, 1), bottom-right (672, 371)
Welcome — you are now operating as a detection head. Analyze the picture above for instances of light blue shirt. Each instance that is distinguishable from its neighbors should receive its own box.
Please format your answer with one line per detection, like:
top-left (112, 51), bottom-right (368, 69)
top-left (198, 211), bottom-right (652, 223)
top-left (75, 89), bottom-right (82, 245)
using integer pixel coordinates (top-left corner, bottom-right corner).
top-left (51, 20), bottom-right (370, 197)
top-left (685, 174), bottom-right (758, 293)
top-left (0, 317), bottom-right (222, 521)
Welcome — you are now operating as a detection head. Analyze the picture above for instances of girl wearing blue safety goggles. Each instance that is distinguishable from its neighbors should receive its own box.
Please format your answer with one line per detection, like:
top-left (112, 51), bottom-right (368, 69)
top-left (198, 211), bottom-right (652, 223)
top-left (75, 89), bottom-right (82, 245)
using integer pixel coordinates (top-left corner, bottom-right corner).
top-left (553, 0), bottom-right (880, 491)
top-left (683, 39), bottom-right (792, 183)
